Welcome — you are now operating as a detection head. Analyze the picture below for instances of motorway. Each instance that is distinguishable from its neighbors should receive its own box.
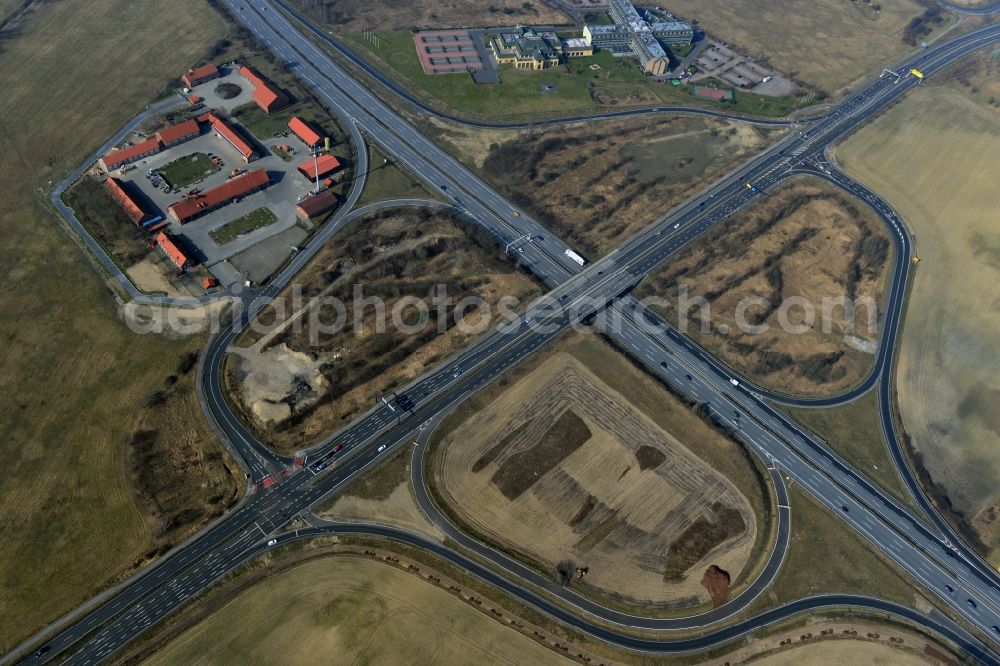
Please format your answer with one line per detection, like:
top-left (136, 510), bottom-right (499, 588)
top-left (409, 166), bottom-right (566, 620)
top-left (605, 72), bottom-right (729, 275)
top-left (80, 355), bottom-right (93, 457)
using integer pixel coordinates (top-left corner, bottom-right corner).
top-left (10, 1), bottom-right (1000, 663)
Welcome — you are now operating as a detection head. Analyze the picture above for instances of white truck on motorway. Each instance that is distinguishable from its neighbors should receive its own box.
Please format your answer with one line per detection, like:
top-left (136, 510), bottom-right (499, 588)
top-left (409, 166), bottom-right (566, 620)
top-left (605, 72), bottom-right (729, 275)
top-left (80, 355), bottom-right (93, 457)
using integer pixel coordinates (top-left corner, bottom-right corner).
top-left (565, 249), bottom-right (586, 266)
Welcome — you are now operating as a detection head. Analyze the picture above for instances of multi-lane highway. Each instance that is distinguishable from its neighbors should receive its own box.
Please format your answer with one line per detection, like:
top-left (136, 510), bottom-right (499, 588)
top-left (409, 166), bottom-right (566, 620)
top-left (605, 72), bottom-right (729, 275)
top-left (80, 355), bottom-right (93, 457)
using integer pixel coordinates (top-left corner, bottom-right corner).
top-left (11, 1), bottom-right (1000, 663)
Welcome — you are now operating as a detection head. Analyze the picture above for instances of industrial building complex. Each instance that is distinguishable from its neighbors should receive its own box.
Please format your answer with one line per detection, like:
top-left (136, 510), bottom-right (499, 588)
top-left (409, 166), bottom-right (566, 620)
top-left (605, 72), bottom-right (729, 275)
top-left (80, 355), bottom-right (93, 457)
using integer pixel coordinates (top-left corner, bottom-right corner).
top-left (75, 59), bottom-right (349, 294)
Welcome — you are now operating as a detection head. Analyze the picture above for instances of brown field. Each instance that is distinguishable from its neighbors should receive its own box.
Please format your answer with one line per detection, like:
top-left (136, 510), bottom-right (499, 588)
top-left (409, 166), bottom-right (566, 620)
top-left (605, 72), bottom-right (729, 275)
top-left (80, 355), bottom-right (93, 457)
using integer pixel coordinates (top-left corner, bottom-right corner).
top-left (940, 44), bottom-right (1000, 111)
top-left (292, 0), bottom-right (568, 32)
top-left (658, 0), bottom-right (946, 95)
top-left (225, 208), bottom-right (540, 452)
top-left (636, 176), bottom-right (892, 397)
top-left (481, 116), bottom-right (781, 257)
top-left (0, 0), bottom-right (241, 652)
top-left (434, 336), bottom-right (764, 607)
top-left (835, 80), bottom-right (1000, 561)
top-left (747, 639), bottom-right (932, 666)
top-left (143, 557), bottom-right (571, 666)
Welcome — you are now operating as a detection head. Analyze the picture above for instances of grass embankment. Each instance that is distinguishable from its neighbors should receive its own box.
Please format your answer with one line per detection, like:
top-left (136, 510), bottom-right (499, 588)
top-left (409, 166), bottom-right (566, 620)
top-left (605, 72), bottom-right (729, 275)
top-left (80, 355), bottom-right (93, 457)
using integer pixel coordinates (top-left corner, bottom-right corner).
top-left (752, 486), bottom-right (925, 612)
top-left (356, 142), bottom-right (439, 206)
top-left (63, 176), bottom-right (151, 268)
top-left (208, 207), bottom-right (277, 244)
top-left (159, 152), bottom-right (219, 188)
top-left (0, 0), bottom-right (242, 652)
top-left (479, 116), bottom-right (779, 257)
top-left (781, 392), bottom-right (917, 511)
top-left (224, 207), bottom-right (540, 452)
top-left (658, 0), bottom-right (952, 95)
top-left (835, 76), bottom-right (1000, 562)
top-left (635, 176), bottom-right (892, 398)
top-left (337, 29), bottom-right (803, 122)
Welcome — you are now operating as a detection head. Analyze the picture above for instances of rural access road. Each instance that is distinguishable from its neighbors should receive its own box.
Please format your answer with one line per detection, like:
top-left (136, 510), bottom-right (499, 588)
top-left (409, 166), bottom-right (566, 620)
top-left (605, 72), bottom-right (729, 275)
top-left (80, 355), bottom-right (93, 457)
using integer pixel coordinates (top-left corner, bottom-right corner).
top-left (14, 3), bottom-right (1000, 664)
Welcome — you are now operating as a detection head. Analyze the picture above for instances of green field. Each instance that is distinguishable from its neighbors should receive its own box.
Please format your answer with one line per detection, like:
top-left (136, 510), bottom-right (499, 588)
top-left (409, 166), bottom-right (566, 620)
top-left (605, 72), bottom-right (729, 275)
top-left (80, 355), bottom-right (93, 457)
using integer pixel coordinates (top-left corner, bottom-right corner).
top-left (144, 557), bottom-right (569, 665)
top-left (356, 142), bottom-right (439, 206)
top-left (209, 207), bottom-right (277, 244)
top-left (0, 0), bottom-right (240, 652)
top-left (159, 152), bottom-right (220, 188)
top-left (340, 31), bottom-right (802, 121)
top-left (752, 487), bottom-right (926, 611)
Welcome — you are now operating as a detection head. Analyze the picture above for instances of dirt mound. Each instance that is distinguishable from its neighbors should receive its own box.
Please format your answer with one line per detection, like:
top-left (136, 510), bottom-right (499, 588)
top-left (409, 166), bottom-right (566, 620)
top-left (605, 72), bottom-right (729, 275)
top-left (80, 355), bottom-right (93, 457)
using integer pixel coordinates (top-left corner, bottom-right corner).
top-left (701, 565), bottom-right (731, 608)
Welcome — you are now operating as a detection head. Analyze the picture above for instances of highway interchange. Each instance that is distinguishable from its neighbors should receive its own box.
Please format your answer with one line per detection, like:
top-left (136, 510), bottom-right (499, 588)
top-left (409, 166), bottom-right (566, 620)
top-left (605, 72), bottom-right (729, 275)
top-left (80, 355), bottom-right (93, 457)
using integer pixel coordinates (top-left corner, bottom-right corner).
top-left (10, 1), bottom-right (1000, 663)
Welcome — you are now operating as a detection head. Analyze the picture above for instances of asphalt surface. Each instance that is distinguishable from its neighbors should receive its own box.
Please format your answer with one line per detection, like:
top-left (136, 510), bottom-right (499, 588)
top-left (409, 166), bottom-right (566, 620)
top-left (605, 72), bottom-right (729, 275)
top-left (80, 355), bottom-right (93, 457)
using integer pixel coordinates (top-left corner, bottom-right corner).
top-left (11, 2), bottom-right (1000, 663)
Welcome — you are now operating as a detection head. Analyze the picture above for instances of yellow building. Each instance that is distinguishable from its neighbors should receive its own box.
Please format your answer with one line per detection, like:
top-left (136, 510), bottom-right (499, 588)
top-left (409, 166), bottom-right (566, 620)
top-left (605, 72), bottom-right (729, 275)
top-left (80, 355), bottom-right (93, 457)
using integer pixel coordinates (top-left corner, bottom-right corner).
top-left (490, 28), bottom-right (562, 70)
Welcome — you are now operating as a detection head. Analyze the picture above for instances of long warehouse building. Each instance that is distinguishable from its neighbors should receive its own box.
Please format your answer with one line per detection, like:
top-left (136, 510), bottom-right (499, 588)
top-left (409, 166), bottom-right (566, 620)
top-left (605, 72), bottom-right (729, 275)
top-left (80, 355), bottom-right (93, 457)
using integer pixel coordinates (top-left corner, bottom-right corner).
top-left (167, 169), bottom-right (270, 223)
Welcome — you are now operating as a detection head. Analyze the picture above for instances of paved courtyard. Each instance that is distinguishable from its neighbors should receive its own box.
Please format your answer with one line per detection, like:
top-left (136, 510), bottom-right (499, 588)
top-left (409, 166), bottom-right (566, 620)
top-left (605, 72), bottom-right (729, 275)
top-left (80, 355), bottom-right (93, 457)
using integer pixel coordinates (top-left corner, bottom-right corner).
top-left (187, 67), bottom-right (254, 114)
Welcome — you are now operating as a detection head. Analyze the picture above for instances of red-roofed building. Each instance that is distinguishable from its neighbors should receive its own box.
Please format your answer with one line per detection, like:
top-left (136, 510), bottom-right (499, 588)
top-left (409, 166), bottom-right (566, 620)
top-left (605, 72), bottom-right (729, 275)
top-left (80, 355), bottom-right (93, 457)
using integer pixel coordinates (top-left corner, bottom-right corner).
top-left (99, 138), bottom-right (161, 171)
top-left (182, 64), bottom-right (220, 88)
top-left (156, 232), bottom-right (191, 270)
top-left (198, 112), bottom-right (257, 162)
top-left (155, 119), bottom-right (200, 148)
top-left (104, 177), bottom-right (161, 227)
top-left (296, 190), bottom-right (339, 220)
top-left (238, 65), bottom-right (289, 113)
top-left (288, 117), bottom-right (321, 148)
top-left (167, 169), bottom-right (270, 223)
top-left (297, 154), bottom-right (342, 181)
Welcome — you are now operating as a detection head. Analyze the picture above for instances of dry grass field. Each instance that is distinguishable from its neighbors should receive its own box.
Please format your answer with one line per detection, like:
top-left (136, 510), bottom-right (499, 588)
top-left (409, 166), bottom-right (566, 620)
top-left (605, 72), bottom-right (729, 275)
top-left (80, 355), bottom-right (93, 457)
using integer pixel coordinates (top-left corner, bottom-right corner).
top-left (749, 640), bottom-right (931, 666)
top-left (225, 208), bottom-right (540, 451)
top-left (0, 0), bottom-right (241, 652)
top-left (293, 0), bottom-right (567, 32)
top-left (637, 177), bottom-right (892, 397)
top-left (659, 0), bottom-right (947, 95)
top-left (433, 335), bottom-right (766, 608)
top-left (143, 557), bottom-right (569, 665)
top-left (835, 81), bottom-right (1000, 561)
top-left (481, 116), bottom-right (780, 257)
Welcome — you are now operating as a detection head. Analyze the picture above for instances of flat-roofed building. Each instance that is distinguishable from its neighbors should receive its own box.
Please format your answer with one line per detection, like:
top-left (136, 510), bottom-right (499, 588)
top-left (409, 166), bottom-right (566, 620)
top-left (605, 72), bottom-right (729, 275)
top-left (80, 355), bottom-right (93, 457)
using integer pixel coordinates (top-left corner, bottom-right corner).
top-left (584, 0), bottom-right (692, 72)
top-left (650, 20), bottom-right (694, 47)
top-left (561, 37), bottom-right (594, 58)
